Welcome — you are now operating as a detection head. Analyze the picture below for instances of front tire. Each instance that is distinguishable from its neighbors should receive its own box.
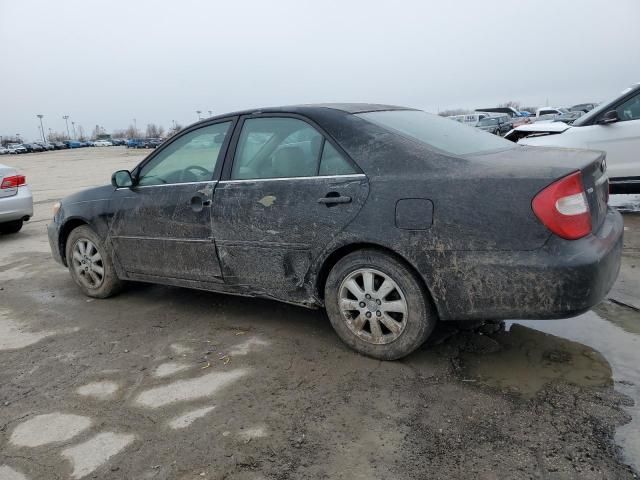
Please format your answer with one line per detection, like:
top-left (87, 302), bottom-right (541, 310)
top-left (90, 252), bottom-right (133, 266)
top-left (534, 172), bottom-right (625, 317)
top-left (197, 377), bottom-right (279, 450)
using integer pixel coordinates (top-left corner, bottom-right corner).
top-left (324, 249), bottom-right (437, 360)
top-left (0, 220), bottom-right (23, 234)
top-left (65, 225), bottom-right (123, 298)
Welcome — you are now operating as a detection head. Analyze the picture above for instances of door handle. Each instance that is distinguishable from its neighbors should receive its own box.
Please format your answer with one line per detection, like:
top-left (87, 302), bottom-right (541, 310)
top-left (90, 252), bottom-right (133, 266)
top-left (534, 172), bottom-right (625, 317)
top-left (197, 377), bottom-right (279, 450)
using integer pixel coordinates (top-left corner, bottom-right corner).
top-left (318, 195), bottom-right (352, 205)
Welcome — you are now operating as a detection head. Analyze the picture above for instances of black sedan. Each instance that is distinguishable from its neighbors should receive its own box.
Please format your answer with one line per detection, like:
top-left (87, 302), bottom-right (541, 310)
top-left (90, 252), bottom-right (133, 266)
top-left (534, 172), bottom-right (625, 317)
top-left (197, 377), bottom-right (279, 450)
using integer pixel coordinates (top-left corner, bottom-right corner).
top-left (48, 104), bottom-right (622, 359)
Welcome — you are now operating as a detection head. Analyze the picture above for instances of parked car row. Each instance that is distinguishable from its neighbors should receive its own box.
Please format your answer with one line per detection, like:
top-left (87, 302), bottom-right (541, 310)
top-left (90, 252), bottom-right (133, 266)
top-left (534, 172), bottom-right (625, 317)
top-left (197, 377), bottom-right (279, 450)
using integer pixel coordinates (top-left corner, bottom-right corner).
top-left (126, 138), bottom-right (163, 149)
top-left (0, 138), bottom-right (130, 154)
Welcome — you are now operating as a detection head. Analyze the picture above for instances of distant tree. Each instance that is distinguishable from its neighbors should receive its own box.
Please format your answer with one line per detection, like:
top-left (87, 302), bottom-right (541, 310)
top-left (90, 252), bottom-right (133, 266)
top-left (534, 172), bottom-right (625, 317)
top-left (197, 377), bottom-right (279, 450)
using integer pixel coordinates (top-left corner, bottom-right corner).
top-left (125, 125), bottom-right (139, 139)
top-left (47, 131), bottom-right (67, 142)
top-left (111, 129), bottom-right (128, 139)
top-left (438, 108), bottom-right (472, 117)
top-left (77, 126), bottom-right (87, 141)
top-left (146, 123), bottom-right (162, 138)
top-left (498, 100), bottom-right (521, 110)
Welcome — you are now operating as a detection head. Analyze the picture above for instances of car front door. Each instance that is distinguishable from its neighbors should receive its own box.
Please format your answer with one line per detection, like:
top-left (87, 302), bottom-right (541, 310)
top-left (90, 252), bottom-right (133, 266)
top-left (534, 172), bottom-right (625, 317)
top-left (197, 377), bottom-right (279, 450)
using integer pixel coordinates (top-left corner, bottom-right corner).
top-left (212, 115), bottom-right (369, 302)
top-left (109, 120), bottom-right (234, 283)
top-left (578, 91), bottom-right (640, 180)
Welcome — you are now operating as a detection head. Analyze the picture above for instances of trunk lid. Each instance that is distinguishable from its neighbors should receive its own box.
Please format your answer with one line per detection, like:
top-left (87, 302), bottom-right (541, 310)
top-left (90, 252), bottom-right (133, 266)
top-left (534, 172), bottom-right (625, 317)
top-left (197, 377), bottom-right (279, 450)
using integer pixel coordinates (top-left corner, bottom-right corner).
top-left (468, 145), bottom-right (608, 235)
top-left (580, 151), bottom-right (609, 233)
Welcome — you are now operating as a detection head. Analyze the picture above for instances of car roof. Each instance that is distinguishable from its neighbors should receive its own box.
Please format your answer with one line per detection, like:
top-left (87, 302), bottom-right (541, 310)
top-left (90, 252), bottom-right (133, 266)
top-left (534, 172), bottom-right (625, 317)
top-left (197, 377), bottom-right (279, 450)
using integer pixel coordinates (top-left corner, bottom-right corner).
top-left (192, 103), bottom-right (413, 124)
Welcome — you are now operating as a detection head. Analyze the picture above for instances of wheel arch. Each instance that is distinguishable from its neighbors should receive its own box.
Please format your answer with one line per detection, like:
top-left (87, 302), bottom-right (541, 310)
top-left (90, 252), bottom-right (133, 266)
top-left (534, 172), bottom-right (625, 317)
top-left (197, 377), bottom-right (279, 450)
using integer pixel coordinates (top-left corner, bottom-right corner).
top-left (314, 242), bottom-right (440, 318)
top-left (58, 217), bottom-right (90, 266)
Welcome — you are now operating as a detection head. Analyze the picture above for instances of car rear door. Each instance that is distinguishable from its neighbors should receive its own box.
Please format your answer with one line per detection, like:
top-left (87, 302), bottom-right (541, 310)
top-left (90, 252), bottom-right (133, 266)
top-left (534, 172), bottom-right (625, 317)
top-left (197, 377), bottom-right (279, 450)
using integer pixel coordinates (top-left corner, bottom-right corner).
top-left (212, 114), bottom-right (369, 301)
top-left (109, 119), bottom-right (235, 283)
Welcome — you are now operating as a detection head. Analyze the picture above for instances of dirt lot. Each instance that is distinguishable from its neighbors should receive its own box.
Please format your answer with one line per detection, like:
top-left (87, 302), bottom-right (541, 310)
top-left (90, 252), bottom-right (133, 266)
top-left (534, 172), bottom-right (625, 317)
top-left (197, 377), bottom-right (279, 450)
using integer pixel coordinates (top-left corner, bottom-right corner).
top-left (1, 147), bottom-right (639, 480)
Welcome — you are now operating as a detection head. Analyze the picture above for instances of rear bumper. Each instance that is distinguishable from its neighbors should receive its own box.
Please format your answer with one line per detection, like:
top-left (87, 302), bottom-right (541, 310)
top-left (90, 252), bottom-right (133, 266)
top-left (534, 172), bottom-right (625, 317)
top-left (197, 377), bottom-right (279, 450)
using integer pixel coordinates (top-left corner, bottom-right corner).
top-left (429, 207), bottom-right (624, 321)
top-left (0, 185), bottom-right (33, 223)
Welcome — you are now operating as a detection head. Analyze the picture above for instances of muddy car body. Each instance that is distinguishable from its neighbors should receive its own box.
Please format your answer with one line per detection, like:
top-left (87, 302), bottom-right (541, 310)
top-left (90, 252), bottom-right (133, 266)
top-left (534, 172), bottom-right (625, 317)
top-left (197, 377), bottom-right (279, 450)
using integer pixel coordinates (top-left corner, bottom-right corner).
top-left (48, 104), bottom-right (623, 359)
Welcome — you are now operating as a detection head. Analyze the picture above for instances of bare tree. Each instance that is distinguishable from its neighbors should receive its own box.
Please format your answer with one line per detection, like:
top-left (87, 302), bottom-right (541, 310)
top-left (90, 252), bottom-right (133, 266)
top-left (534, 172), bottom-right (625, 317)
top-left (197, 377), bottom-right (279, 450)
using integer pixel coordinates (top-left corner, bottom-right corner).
top-left (124, 125), bottom-right (139, 139)
top-left (77, 125), bottom-right (86, 141)
top-left (146, 123), bottom-right (162, 138)
top-left (167, 123), bottom-right (183, 137)
top-left (498, 100), bottom-right (522, 110)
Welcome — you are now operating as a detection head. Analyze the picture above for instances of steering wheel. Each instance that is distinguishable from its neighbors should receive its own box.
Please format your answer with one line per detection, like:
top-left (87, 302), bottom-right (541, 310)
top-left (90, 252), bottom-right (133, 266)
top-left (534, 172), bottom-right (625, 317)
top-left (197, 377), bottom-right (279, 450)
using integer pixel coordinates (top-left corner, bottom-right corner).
top-left (183, 165), bottom-right (211, 181)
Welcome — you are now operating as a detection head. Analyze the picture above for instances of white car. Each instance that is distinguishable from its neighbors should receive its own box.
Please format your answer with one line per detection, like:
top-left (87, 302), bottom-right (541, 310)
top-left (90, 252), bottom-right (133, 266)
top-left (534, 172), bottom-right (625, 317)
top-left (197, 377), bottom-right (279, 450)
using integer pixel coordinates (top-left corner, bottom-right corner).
top-left (94, 140), bottom-right (113, 147)
top-left (0, 163), bottom-right (33, 234)
top-left (0, 147), bottom-right (9, 155)
top-left (7, 144), bottom-right (27, 154)
top-left (506, 83), bottom-right (640, 193)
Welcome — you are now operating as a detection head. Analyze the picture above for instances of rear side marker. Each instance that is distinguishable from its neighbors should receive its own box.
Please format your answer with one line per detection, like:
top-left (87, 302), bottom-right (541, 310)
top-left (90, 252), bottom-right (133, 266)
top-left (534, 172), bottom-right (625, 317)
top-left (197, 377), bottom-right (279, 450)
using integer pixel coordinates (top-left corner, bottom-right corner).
top-left (532, 171), bottom-right (592, 240)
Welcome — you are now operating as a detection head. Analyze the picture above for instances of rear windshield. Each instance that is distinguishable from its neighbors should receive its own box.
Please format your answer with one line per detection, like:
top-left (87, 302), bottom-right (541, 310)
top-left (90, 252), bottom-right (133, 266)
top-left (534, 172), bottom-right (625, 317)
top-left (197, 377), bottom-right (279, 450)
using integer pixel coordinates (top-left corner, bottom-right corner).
top-left (357, 110), bottom-right (515, 156)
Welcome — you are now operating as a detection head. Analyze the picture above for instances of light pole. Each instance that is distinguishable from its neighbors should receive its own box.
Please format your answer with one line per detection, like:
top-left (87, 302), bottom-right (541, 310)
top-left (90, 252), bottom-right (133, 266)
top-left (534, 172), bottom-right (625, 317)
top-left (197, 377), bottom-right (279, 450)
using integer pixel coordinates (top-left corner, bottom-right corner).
top-left (196, 110), bottom-right (202, 120)
top-left (48, 128), bottom-right (53, 141)
top-left (133, 118), bottom-right (137, 136)
top-left (71, 121), bottom-right (77, 139)
top-left (63, 115), bottom-right (71, 139)
top-left (37, 115), bottom-right (45, 142)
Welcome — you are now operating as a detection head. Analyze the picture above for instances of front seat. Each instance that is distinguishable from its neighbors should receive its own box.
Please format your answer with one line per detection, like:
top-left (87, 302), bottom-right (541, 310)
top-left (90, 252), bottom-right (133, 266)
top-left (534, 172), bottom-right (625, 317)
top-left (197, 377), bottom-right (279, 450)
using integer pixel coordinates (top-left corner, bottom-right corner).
top-left (272, 146), bottom-right (315, 178)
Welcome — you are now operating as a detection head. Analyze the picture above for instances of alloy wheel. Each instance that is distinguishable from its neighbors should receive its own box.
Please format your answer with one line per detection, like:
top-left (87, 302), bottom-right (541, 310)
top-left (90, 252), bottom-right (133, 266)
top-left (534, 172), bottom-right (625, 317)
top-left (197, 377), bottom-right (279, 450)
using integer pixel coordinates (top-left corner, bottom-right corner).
top-left (338, 268), bottom-right (408, 345)
top-left (71, 238), bottom-right (105, 289)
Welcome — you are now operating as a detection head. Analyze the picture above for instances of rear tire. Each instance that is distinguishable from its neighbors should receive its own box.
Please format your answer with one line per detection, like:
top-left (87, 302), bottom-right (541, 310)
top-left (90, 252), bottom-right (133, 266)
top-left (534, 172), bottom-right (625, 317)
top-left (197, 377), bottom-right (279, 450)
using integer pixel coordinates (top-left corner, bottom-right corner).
top-left (0, 220), bottom-right (23, 234)
top-left (324, 249), bottom-right (437, 360)
top-left (65, 225), bottom-right (123, 298)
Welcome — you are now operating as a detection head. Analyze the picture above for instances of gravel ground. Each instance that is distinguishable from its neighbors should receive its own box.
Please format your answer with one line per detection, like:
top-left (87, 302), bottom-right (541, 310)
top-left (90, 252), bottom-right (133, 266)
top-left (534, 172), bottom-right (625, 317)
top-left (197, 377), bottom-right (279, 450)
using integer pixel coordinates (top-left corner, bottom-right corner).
top-left (0, 147), bottom-right (638, 479)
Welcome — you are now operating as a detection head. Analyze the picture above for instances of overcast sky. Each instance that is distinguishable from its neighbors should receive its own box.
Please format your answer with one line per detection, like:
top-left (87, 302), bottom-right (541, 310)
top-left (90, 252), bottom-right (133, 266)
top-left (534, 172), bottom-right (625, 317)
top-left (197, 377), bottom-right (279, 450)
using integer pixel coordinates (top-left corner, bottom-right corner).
top-left (1, 0), bottom-right (639, 141)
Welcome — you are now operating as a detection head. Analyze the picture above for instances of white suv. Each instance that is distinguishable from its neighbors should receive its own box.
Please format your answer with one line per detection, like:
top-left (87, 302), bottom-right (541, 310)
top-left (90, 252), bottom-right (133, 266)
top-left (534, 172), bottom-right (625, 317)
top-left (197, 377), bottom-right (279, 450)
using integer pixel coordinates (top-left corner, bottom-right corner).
top-left (506, 83), bottom-right (640, 193)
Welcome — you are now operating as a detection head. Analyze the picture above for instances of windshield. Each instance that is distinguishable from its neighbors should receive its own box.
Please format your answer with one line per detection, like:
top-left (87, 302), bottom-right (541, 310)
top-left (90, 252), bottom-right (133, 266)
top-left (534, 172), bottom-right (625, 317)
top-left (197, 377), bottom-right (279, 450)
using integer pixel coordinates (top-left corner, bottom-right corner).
top-left (478, 118), bottom-right (498, 126)
top-left (357, 110), bottom-right (515, 155)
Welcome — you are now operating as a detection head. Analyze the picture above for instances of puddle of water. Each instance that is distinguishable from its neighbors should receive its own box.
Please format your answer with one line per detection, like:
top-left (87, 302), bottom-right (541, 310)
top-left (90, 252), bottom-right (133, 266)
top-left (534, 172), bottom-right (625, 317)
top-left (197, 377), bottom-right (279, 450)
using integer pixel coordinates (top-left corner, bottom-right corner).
top-left (168, 405), bottom-right (216, 430)
top-left (511, 304), bottom-right (640, 472)
top-left (462, 324), bottom-right (612, 397)
top-left (61, 431), bottom-right (135, 479)
top-left (10, 413), bottom-right (92, 447)
top-left (135, 368), bottom-right (248, 408)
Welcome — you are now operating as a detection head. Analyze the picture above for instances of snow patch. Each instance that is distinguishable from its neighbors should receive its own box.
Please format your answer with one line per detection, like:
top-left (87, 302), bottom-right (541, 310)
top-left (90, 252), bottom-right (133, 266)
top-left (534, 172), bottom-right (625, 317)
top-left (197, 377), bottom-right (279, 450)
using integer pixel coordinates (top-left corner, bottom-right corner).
top-left (168, 406), bottom-right (216, 429)
top-left (10, 413), bottom-right (92, 447)
top-left (135, 369), bottom-right (248, 408)
top-left (0, 310), bottom-right (56, 351)
top-left (154, 362), bottom-right (190, 378)
top-left (76, 381), bottom-right (119, 399)
top-left (62, 432), bottom-right (135, 479)
top-left (228, 337), bottom-right (269, 356)
top-left (0, 465), bottom-right (29, 480)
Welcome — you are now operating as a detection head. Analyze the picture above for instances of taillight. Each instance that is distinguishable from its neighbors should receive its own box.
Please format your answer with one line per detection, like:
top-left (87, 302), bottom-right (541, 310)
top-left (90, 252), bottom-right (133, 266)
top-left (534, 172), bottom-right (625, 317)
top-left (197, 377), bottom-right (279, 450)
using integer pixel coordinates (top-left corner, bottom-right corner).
top-left (532, 171), bottom-right (591, 240)
top-left (0, 175), bottom-right (26, 189)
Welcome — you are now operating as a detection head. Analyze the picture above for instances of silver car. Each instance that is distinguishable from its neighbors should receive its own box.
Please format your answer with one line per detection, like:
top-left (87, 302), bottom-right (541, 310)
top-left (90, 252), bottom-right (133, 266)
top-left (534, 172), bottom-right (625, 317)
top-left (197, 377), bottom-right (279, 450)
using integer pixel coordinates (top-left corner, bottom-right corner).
top-left (0, 163), bottom-right (33, 234)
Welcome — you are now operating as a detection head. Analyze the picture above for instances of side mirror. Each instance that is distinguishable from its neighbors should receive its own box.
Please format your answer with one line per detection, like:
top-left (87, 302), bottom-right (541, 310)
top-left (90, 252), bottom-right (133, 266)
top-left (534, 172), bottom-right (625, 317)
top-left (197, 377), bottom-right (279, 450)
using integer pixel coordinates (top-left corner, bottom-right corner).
top-left (112, 170), bottom-right (134, 188)
top-left (597, 110), bottom-right (619, 125)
